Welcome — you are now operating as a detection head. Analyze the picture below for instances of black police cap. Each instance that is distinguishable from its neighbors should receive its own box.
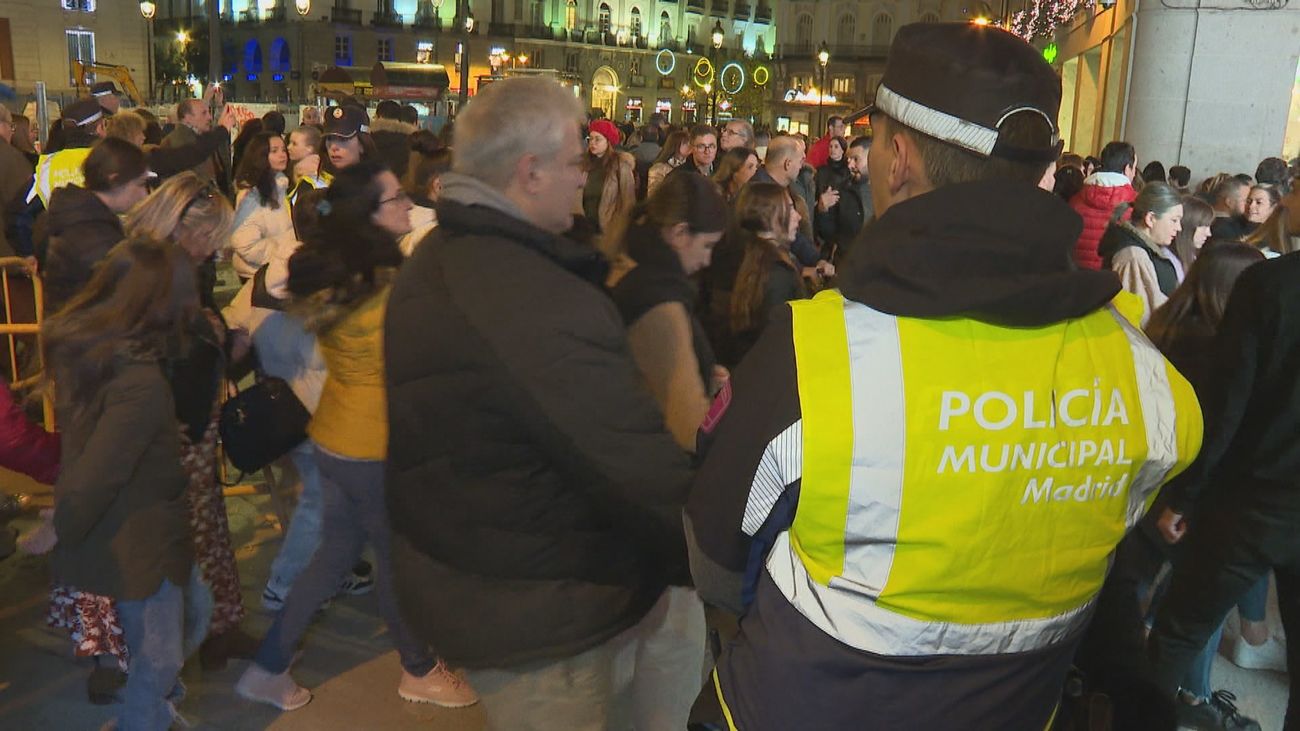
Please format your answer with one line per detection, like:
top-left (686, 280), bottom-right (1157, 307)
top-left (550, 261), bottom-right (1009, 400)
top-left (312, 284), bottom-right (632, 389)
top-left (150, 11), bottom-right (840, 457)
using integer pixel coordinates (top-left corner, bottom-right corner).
top-left (862, 23), bottom-right (1063, 164)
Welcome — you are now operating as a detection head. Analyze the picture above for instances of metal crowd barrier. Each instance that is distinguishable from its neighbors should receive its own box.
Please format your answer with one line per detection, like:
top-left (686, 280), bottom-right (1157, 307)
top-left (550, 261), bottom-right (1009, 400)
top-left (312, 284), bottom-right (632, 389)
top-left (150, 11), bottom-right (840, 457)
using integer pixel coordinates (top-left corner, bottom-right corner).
top-left (0, 257), bottom-right (53, 431)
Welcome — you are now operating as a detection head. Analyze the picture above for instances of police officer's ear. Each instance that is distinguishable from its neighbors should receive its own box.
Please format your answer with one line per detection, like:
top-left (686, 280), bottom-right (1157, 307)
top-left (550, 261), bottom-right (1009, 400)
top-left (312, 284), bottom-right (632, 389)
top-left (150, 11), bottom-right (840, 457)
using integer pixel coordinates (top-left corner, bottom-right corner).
top-left (874, 117), bottom-right (929, 210)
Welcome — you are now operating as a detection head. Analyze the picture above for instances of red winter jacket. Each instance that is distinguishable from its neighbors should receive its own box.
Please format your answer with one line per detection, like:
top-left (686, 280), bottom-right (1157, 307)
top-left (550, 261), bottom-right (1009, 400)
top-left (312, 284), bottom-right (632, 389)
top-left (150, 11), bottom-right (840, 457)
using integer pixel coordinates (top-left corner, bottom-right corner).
top-left (806, 135), bottom-right (832, 169)
top-left (1069, 172), bottom-right (1136, 270)
top-left (0, 382), bottom-right (59, 484)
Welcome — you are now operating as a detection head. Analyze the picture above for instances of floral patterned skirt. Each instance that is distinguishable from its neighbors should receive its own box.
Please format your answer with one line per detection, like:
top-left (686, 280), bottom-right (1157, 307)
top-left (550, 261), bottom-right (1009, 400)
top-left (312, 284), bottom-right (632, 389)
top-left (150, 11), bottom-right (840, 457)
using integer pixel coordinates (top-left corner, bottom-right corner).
top-left (181, 410), bottom-right (245, 636)
top-left (48, 408), bottom-right (246, 664)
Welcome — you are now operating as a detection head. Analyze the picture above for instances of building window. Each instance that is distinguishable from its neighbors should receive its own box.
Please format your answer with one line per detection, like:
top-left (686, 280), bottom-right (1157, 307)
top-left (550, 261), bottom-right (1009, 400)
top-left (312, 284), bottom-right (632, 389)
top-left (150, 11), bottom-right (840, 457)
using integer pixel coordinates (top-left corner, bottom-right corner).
top-left (630, 58), bottom-right (641, 76)
top-left (872, 14), bottom-right (893, 47)
top-left (61, 0), bottom-right (96, 12)
top-left (334, 34), bottom-right (353, 65)
top-left (795, 13), bottom-right (812, 49)
top-left (514, 0), bottom-right (523, 21)
top-left (65, 29), bottom-right (94, 85)
top-left (598, 3), bottom-right (611, 34)
top-left (566, 51), bottom-right (579, 71)
top-left (831, 76), bottom-right (854, 97)
top-left (416, 40), bottom-right (434, 64)
top-left (630, 7), bottom-right (642, 37)
top-left (837, 14), bottom-right (855, 45)
top-left (659, 11), bottom-right (671, 43)
top-left (270, 37), bottom-right (291, 73)
top-left (531, 0), bottom-right (544, 28)
top-left (920, 11), bottom-right (940, 23)
top-left (377, 37), bottom-right (394, 62)
top-left (565, 0), bottom-right (576, 30)
top-left (244, 39), bottom-right (264, 73)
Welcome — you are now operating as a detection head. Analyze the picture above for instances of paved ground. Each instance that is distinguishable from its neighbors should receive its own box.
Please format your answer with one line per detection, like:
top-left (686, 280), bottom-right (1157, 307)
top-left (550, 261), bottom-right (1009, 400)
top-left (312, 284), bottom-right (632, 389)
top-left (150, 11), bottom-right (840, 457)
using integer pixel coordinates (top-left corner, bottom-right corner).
top-left (0, 459), bottom-right (1290, 730)
top-left (0, 469), bottom-right (486, 731)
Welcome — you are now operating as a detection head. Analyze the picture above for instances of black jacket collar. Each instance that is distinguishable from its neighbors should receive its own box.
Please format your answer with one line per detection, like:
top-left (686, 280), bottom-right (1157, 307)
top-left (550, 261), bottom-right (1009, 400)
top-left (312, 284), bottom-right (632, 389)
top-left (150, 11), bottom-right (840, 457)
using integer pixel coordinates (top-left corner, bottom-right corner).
top-left (839, 180), bottom-right (1120, 327)
top-left (435, 199), bottom-right (609, 288)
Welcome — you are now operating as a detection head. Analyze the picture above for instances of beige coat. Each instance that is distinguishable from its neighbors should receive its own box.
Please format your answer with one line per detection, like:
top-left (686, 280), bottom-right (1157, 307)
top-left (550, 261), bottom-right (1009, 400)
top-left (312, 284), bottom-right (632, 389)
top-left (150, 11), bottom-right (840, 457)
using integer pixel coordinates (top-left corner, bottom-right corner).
top-left (592, 150), bottom-right (636, 232)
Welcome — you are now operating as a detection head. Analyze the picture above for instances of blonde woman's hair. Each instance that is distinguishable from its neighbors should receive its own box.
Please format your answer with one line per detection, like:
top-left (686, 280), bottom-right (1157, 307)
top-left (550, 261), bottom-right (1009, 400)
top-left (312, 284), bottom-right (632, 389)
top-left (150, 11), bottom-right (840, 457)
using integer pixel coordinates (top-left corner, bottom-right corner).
top-left (105, 111), bottom-right (147, 143)
top-left (124, 172), bottom-right (235, 262)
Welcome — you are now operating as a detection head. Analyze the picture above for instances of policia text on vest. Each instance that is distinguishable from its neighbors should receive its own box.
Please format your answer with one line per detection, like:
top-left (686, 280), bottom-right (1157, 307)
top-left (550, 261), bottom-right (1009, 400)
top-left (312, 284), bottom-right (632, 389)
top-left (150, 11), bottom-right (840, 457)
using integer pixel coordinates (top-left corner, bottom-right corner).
top-left (936, 386), bottom-right (1138, 505)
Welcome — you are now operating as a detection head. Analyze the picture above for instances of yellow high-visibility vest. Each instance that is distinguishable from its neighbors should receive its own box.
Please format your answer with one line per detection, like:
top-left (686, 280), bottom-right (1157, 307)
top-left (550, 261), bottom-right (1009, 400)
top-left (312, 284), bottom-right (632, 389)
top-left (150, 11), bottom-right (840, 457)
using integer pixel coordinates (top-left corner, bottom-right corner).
top-left (772, 288), bottom-right (1202, 657)
top-left (25, 148), bottom-right (93, 208)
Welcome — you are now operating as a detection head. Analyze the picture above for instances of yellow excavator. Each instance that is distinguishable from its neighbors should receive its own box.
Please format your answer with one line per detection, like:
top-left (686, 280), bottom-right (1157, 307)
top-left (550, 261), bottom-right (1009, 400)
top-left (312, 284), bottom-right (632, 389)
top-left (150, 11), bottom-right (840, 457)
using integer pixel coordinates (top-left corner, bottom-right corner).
top-left (71, 60), bottom-right (145, 105)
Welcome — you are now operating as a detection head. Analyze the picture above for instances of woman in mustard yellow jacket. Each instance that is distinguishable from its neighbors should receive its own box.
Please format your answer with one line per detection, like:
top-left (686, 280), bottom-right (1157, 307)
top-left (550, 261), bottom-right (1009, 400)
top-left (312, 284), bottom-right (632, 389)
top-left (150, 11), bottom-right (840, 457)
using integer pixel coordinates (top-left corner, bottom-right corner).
top-left (235, 161), bottom-right (478, 712)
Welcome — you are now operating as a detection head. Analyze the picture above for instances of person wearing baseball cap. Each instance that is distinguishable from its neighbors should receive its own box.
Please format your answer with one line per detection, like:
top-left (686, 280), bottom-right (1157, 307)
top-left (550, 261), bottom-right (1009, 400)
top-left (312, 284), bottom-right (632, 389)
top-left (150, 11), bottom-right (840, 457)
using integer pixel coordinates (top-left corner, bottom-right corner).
top-left (90, 80), bottom-right (121, 116)
top-left (321, 104), bottom-right (377, 172)
top-left (686, 22), bottom-right (1203, 730)
top-left (11, 97), bottom-right (108, 257)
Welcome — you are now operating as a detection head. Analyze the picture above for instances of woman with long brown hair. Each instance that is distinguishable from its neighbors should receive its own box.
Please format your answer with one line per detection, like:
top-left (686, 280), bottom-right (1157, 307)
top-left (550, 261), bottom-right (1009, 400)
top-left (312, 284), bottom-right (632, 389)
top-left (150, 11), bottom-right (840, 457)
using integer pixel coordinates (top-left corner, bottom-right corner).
top-left (581, 119), bottom-right (636, 233)
top-left (44, 238), bottom-right (198, 729)
top-left (711, 146), bottom-right (760, 201)
top-left (721, 182), bottom-right (807, 366)
top-left (1171, 195), bottom-right (1215, 271)
top-left (647, 129), bottom-right (691, 196)
top-left (230, 131), bottom-right (294, 282)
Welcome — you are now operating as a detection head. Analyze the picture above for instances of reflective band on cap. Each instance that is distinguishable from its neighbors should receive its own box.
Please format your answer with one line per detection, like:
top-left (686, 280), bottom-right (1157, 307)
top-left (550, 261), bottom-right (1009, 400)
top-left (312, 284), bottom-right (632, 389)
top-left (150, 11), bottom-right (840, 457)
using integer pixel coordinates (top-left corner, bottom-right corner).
top-left (78, 110), bottom-right (104, 126)
top-left (874, 84), bottom-right (999, 156)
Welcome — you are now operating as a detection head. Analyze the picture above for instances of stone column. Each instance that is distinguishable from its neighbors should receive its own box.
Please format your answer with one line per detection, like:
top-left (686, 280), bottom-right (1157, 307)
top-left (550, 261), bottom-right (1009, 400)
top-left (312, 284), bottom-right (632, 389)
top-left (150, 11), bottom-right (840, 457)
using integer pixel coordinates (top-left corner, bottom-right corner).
top-left (1124, 0), bottom-right (1299, 176)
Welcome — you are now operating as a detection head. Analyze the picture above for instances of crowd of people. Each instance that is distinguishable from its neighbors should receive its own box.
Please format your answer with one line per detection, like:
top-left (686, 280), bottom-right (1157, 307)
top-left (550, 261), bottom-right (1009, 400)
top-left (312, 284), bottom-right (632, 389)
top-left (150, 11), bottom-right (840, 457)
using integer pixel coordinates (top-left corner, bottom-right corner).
top-left (0, 20), bottom-right (1299, 731)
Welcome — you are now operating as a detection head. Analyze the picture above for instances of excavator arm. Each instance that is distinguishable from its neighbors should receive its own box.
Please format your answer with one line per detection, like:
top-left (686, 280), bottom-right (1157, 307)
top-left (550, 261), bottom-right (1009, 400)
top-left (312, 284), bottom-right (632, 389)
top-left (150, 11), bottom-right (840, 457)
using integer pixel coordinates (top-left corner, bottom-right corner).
top-left (71, 60), bottom-right (145, 106)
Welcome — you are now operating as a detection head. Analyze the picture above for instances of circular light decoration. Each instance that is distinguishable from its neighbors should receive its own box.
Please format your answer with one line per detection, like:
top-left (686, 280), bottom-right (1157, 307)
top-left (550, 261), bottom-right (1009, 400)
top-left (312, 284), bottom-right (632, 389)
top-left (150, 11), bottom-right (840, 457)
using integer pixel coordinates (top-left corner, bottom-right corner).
top-left (655, 49), bottom-right (676, 76)
top-left (719, 61), bottom-right (745, 95)
top-left (753, 65), bottom-right (770, 87)
top-left (692, 57), bottom-right (715, 88)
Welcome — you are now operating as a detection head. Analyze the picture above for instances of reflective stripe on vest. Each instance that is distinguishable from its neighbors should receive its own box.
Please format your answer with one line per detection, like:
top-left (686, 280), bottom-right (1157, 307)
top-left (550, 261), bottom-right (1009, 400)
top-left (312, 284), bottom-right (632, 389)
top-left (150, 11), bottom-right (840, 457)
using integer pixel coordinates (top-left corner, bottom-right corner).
top-left (287, 172), bottom-right (333, 205)
top-left (25, 148), bottom-right (93, 208)
top-left (772, 289), bottom-right (1202, 657)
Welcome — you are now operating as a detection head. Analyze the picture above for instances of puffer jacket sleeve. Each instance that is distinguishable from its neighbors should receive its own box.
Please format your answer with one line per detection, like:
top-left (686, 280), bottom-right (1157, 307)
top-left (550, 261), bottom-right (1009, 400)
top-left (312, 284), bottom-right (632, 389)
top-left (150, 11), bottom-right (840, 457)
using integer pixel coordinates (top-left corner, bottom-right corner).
top-left (229, 188), bottom-right (296, 279)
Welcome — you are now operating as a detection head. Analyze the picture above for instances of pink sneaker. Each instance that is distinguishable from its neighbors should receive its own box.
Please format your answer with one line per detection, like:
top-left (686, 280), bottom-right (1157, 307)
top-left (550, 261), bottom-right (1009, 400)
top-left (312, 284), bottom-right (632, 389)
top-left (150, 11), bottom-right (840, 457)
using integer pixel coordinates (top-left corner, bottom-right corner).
top-left (235, 664), bottom-right (312, 711)
top-left (397, 661), bottom-right (479, 708)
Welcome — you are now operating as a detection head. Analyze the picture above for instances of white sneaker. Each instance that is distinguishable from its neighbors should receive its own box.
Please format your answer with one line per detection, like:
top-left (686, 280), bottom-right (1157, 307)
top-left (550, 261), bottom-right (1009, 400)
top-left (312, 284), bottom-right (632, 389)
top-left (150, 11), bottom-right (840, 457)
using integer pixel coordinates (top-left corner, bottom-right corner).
top-left (1229, 635), bottom-right (1287, 672)
top-left (235, 664), bottom-right (312, 711)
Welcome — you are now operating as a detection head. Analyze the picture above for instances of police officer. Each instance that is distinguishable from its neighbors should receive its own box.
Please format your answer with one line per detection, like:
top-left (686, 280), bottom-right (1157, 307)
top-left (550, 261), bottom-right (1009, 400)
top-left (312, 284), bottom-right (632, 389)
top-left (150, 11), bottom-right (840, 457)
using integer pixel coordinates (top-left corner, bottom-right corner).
top-left (12, 98), bottom-right (105, 259)
top-left (90, 80), bottom-right (121, 117)
top-left (685, 23), bottom-right (1204, 730)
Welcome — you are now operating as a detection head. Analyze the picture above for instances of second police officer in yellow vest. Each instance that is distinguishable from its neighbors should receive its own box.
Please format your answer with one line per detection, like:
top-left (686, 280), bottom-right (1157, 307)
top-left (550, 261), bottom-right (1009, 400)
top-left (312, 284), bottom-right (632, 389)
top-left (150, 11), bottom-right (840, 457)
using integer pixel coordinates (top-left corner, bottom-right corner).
top-left (686, 23), bottom-right (1204, 730)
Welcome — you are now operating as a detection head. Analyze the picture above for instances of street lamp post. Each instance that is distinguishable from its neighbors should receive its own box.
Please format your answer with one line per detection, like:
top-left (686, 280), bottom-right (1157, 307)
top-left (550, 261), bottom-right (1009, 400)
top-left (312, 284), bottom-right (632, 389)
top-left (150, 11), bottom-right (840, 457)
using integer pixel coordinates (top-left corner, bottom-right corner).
top-left (139, 1), bottom-right (155, 104)
top-left (817, 42), bottom-right (829, 135)
top-left (709, 20), bottom-right (724, 126)
top-left (177, 30), bottom-right (191, 79)
top-left (431, 0), bottom-right (444, 32)
top-left (457, 0), bottom-right (474, 107)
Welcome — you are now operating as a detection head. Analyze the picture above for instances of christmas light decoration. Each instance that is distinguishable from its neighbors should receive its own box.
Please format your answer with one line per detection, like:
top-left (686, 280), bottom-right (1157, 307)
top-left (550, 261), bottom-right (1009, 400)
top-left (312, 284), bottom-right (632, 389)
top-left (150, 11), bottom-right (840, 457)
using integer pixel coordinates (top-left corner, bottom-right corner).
top-left (1010, 0), bottom-right (1096, 41)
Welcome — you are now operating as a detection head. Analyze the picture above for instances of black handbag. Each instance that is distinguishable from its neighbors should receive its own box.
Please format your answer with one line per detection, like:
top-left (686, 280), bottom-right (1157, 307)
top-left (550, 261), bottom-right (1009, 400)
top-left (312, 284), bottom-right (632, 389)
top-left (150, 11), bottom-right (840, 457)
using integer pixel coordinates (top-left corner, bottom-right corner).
top-left (219, 376), bottom-right (309, 474)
